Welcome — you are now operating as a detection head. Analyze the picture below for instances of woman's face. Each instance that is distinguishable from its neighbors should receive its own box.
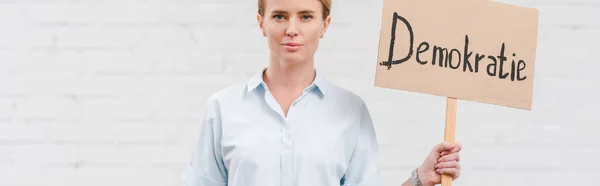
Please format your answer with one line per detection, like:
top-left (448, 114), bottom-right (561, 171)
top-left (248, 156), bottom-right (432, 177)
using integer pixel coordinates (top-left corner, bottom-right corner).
top-left (257, 0), bottom-right (330, 66)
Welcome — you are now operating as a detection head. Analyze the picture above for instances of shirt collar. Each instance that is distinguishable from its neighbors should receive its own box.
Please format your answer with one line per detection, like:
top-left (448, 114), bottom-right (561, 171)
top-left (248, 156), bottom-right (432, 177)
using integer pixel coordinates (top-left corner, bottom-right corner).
top-left (246, 68), bottom-right (329, 97)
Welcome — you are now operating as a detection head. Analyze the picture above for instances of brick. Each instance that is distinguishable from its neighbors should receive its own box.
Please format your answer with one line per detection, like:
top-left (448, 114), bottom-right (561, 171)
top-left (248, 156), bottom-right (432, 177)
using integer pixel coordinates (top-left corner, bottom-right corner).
top-left (535, 28), bottom-right (600, 78)
top-left (0, 4), bottom-right (24, 23)
top-left (379, 143), bottom-right (434, 169)
top-left (314, 51), bottom-right (375, 77)
top-left (37, 121), bottom-right (181, 143)
top-left (85, 51), bottom-right (153, 75)
top-left (223, 51), bottom-right (269, 76)
top-left (0, 98), bottom-right (16, 120)
top-left (78, 145), bottom-right (187, 164)
top-left (318, 26), bottom-right (380, 55)
top-left (66, 166), bottom-right (180, 186)
top-left (0, 50), bottom-right (26, 73)
top-left (13, 96), bottom-right (81, 120)
top-left (457, 169), bottom-right (598, 186)
top-left (151, 98), bottom-right (202, 121)
top-left (0, 165), bottom-right (181, 186)
top-left (0, 121), bottom-right (47, 141)
top-left (0, 163), bottom-right (43, 186)
top-left (0, 75), bottom-right (86, 97)
top-left (192, 26), bottom-right (265, 53)
top-left (462, 144), bottom-right (599, 170)
top-left (134, 76), bottom-right (240, 121)
top-left (163, 3), bottom-right (254, 25)
top-left (329, 3), bottom-right (383, 28)
top-left (67, 76), bottom-right (128, 97)
top-left (94, 3), bottom-right (163, 23)
top-left (0, 75), bottom-right (20, 97)
top-left (150, 49), bottom-right (225, 76)
top-left (26, 3), bottom-right (94, 23)
top-left (380, 169), bottom-right (408, 186)
top-left (528, 78), bottom-right (599, 121)
top-left (81, 98), bottom-right (153, 121)
top-left (539, 4), bottom-right (600, 27)
top-left (9, 144), bottom-right (80, 165)
top-left (0, 26), bottom-right (54, 48)
top-left (56, 27), bottom-right (142, 49)
top-left (460, 122), bottom-right (600, 146)
top-left (0, 145), bottom-right (11, 166)
top-left (135, 27), bottom-right (197, 50)
top-left (24, 50), bottom-right (85, 77)
top-left (521, 0), bottom-right (600, 5)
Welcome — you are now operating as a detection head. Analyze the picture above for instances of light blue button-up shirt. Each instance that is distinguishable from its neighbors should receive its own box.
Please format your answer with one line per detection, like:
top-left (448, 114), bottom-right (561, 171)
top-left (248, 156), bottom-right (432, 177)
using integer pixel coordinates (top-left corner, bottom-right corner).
top-left (183, 68), bottom-right (382, 186)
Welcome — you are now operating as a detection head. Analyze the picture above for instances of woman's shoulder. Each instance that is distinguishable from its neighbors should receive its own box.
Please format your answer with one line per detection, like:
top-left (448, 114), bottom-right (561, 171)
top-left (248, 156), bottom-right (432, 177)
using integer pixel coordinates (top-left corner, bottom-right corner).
top-left (320, 81), bottom-right (369, 109)
top-left (205, 82), bottom-right (248, 103)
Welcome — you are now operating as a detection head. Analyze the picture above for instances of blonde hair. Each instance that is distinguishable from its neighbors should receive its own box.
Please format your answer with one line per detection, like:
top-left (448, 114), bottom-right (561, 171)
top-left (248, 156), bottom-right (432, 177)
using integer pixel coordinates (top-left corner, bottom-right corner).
top-left (258, 0), bottom-right (331, 19)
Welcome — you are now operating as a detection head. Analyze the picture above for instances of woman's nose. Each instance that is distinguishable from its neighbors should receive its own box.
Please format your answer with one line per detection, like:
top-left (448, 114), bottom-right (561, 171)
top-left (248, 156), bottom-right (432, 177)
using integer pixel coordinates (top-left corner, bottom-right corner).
top-left (286, 19), bottom-right (299, 37)
top-left (286, 30), bottom-right (298, 37)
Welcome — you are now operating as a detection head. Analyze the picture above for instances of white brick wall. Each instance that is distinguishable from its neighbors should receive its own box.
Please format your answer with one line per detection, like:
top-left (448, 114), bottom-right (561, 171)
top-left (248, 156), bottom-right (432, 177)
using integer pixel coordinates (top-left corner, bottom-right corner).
top-left (0, 0), bottom-right (598, 185)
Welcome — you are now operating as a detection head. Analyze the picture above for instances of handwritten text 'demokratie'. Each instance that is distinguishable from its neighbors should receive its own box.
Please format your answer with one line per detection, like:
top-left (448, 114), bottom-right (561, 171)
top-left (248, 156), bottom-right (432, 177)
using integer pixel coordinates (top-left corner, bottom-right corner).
top-left (374, 0), bottom-right (539, 110)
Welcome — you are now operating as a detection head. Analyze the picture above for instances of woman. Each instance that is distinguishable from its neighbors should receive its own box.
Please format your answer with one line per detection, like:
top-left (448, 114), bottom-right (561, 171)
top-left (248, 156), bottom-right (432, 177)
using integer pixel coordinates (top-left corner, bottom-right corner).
top-left (183, 0), bottom-right (462, 185)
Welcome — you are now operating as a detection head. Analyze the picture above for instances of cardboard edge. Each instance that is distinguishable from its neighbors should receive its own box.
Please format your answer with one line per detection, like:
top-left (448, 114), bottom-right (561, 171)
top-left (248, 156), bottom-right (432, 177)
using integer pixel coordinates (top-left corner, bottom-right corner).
top-left (373, 0), bottom-right (539, 111)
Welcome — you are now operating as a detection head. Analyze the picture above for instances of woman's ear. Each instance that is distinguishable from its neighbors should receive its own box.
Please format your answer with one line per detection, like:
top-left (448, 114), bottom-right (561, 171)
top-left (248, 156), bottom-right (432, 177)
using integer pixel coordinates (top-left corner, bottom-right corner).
top-left (256, 14), bottom-right (267, 37)
top-left (320, 15), bottom-right (331, 38)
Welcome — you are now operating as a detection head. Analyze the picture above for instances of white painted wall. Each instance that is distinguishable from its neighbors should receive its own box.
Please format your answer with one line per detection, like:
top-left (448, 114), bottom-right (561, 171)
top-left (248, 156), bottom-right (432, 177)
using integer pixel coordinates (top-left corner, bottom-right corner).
top-left (0, 0), bottom-right (598, 185)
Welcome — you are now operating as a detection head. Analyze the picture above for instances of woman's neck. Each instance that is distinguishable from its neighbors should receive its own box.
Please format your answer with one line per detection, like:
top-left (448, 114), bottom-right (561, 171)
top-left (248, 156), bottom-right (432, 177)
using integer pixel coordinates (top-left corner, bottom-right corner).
top-left (263, 57), bottom-right (316, 91)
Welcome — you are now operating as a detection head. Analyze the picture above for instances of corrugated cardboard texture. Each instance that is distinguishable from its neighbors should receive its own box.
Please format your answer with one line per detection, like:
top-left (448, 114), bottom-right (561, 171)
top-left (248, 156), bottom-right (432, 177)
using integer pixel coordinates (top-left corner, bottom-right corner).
top-left (375, 0), bottom-right (539, 110)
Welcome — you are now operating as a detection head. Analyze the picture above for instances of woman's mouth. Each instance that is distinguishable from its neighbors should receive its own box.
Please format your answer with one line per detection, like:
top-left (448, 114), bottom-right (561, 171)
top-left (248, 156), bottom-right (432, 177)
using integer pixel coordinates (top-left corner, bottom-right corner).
top-left (282, 42), bottom-right (303, 51)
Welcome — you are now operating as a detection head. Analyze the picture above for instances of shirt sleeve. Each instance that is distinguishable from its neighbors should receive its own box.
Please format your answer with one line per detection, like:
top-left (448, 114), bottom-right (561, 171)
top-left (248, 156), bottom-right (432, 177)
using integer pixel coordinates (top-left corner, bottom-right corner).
top-left (340, 102), bottom-right (383, 186)
top-left (182, 97), bottom-right (228, 186)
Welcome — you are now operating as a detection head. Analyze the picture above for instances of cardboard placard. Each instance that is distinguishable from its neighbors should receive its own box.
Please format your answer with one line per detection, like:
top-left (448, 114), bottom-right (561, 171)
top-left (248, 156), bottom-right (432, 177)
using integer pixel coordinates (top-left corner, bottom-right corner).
top-left (375, 0), bottom-right (539, 110)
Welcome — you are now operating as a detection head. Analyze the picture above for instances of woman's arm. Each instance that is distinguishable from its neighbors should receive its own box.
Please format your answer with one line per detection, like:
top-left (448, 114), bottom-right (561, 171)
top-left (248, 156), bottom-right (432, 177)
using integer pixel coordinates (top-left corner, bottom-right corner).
top-left (182, 97), bottom-right (228, 186)
top-left (340, 101), bottom-right (382, 186)
top-left (401, 178), bottom-right (413, 186)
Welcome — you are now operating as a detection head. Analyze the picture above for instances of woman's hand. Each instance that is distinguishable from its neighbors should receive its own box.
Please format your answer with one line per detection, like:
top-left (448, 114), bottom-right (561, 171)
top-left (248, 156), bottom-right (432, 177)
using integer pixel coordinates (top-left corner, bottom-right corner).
top-left (417, 142), bottom-right (462, 186)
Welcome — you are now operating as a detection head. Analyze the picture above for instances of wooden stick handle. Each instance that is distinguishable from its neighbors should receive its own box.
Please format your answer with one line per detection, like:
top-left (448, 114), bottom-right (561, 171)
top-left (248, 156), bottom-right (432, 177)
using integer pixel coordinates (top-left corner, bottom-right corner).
top-left (442, 97), bottom-right (457, 186)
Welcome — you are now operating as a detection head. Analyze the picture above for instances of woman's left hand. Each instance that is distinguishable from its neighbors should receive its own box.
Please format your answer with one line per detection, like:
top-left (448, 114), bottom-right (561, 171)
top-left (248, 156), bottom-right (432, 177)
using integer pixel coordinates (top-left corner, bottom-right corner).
top-left (417, 142), bottom-right (462, 186)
